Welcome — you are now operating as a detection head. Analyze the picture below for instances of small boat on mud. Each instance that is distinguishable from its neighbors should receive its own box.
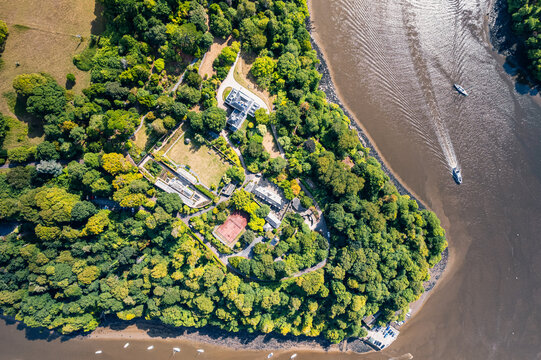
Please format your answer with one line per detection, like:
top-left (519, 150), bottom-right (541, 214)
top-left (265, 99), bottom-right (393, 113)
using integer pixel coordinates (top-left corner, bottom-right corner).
top-left (454, 84), bottom-right (468, 96)
top-left (452, 167), bottom-right (462, 184)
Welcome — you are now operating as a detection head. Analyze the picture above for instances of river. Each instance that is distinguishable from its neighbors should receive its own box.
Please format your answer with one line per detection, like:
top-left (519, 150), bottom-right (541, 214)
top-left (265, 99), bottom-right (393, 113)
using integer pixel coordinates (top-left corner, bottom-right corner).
top-left (2, 0), bottom-right (541, 359)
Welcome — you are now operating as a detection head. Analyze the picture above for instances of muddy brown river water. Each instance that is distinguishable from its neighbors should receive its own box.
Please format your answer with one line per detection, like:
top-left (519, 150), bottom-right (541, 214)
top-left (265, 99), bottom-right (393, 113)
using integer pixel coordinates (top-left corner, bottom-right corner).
top-left (2, 0), bottom-right (541, 359)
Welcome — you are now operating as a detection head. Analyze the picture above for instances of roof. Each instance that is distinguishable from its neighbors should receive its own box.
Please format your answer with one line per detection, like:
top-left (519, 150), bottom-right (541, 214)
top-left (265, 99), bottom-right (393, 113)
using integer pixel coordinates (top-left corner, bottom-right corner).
top-left (169, 179), bottom-right (195, 198)
top-left (177, 167), bottom-right (197, 185)
top-left (253, 186), bottom-right (283, 209)
top-left (224, 88), bottom-right (261, 131)
top-left (222, 183), bottom-right (236, 196)
top-left (265, 212), bottom-right (281, 228)
top-left (292, 197), bottom-right (305, 212)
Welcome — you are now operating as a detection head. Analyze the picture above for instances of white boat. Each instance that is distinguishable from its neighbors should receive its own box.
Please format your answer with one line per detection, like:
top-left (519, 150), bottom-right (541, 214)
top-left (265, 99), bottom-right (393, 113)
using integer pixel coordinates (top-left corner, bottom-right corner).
top-left (452, 167), bottom-right (462, 184)
top-left (453, 84), bottom-right (468, 96)
top-left (267, 353), bottom-right (274, 358)
top-left (197, 349), bottom-right (205, 353)
top-left (123, 342), bottom-right (130, 348)
top-left (147, 345), bottom-right (155, 350)
top-left (173, 347), bottom-right (181, 352)
top-left (95, 350), bottom-right (103, 354)
top-left (291, 354), bottom-right (297, 359)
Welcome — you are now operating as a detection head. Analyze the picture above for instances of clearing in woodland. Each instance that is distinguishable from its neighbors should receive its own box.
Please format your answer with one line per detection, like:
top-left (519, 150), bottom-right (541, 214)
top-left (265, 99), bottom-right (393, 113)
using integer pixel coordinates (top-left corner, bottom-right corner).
top-left (199, 37), bottom-right (232, 79)
top-left (0, 0), bottom-right (103, 117)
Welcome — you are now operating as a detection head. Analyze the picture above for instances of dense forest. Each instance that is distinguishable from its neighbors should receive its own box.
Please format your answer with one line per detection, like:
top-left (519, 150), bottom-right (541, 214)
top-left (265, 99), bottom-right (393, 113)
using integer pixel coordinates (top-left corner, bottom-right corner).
top-left (508, 0), bottom-right (541, 81)
top-left (0, 0), bottom-right (447, 343)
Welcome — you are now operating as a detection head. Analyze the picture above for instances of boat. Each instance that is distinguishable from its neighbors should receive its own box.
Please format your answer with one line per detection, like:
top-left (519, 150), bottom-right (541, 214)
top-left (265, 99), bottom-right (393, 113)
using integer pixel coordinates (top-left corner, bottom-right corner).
top-left (123, 343), bottom-right (130, 349)
top-left (452, 167), bottom-right (462, 184)
top-left (267, 353), bottom-right (274, 359)
top-left (290, 354), bottom-right (297, 359)
top-left (197, 349), bottom-right (205, 353)
top-left (454, 84), bottom-right (468, 96)
top-left (173, 347), bottom-right (181, 353)
top-left (147, 345), bottom-right (154, 350)
top-left (95, 350), bottom-right (103, 354)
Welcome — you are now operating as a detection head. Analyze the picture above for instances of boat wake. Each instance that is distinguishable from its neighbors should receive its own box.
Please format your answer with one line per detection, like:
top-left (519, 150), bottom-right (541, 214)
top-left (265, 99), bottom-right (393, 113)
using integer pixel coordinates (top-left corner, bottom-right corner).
top-left (402, 0), bottom-right (459, 171)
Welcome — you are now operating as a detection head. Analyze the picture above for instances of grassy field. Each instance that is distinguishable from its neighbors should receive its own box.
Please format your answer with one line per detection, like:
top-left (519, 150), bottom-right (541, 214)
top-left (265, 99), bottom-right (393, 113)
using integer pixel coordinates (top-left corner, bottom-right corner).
top-left (0, 0), bottom-right (101, 120)
top-left (165, 132), bottom-right (231, 188)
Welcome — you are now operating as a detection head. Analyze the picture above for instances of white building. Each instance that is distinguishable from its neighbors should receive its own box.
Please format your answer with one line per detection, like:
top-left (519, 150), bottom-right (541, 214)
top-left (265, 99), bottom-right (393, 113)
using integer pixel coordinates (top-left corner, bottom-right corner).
top-left (265, 212), bottom-right (281, 228)
top-left (253, 186), bottom-right (283, 209)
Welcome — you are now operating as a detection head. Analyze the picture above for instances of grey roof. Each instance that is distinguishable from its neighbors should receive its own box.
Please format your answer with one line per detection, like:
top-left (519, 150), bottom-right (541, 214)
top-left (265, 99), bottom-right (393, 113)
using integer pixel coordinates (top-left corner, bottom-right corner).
top-left (224, 88), bottom-right (261, 131)
top-left (253, 186), bottom-right (283, 209)
top-left (265, 212), bottom-right (281, 228)
top-left (292, 197), bottom-right (305, 212)
top-left (222, 183), bottom-right (236, 196)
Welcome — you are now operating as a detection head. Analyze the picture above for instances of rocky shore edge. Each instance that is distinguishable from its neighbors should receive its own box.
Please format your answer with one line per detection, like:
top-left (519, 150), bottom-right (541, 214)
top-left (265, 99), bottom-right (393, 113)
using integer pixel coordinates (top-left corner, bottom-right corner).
top-left (488, 0), bottom-right (540, 91)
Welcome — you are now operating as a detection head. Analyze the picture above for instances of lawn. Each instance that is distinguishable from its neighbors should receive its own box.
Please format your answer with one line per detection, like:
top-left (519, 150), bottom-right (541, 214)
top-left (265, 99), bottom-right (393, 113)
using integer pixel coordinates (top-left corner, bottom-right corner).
top-left (165, 131), bottom-right (231, 188)
top-left (0, 0), bottom-right (101, 117)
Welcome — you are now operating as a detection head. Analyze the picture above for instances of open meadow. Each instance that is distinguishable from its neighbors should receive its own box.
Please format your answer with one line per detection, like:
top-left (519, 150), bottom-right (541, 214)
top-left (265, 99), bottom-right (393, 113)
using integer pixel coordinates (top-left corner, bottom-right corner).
top-left (0, 0), bottom-right (102, 148)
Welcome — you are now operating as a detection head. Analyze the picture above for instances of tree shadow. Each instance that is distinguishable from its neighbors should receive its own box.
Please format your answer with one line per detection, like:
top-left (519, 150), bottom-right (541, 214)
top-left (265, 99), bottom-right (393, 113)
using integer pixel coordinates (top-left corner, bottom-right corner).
top-left (90, 1), bottom-right (105, 36)
top-left (13, 96), bottom-right (44, 139)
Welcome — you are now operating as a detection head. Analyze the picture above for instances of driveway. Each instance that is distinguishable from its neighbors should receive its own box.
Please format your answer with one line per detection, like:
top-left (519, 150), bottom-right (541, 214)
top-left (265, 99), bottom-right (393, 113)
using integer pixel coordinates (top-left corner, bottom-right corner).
top-left (216, 54), bottom-right (270, 113)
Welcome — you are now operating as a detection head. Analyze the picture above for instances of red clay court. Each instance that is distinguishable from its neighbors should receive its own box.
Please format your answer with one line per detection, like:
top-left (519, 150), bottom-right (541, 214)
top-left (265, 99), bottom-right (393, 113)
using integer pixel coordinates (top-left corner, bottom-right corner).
top-left (214, 211), bottom-right (248, 247)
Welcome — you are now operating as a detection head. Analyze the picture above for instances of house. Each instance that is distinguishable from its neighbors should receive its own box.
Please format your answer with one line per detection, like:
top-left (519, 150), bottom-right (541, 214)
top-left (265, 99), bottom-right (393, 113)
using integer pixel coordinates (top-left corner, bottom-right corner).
top-left (222, 183), bottom-right (236, 197)
top-left (253, 185), bottom-right (283, 209)
top-left (265, 212), bottom-right (281, 228)
top-left (224, 88), bottom-right (261, 131)
top-left (363, 313), bottom-right (380, 329)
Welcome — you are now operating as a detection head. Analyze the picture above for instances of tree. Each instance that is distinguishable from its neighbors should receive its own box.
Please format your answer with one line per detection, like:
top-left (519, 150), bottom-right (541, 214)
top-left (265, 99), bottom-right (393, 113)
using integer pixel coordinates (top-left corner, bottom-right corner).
top-left (168, 23), bottom-right (202, 55)
top-left (36, 141), bottom-right (59, 160)
top-left (36, 160), bottom-right (63, 177)
top-left (210, 15), bottom-right (232, 39)
top-left (226, 166), bottom-right (245, 183)
top-left (71, 201), bottom-right (98, 222)
top-left (189, 1), bottom-right (208, 32)
top-left (177, 84), bottom-right (201, 106)
top-left (255, 204), bottom-right (270, 218)
top-left (268, 157), bottom-right (287, 175)
top-left (8, 146), bottom-right (34, 163)
top-left (6, 166), bottom-right (34, 190)
top-left (202, 106), bottom-right (226, 132)
top-left (0, 20), bottom-right (8, 52)
top-left (26, 80), bottom-right (67, 115)
top-left (151, 118), bottom-right (167, 135)
top-left (102, 153), bottom-right (132, 175)
top-left (250, 56), bottom-right (276, 88)
top-left (12, 73), bottom-right (51, 96)
top-left (156, 192), bottom-right (183, 214)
